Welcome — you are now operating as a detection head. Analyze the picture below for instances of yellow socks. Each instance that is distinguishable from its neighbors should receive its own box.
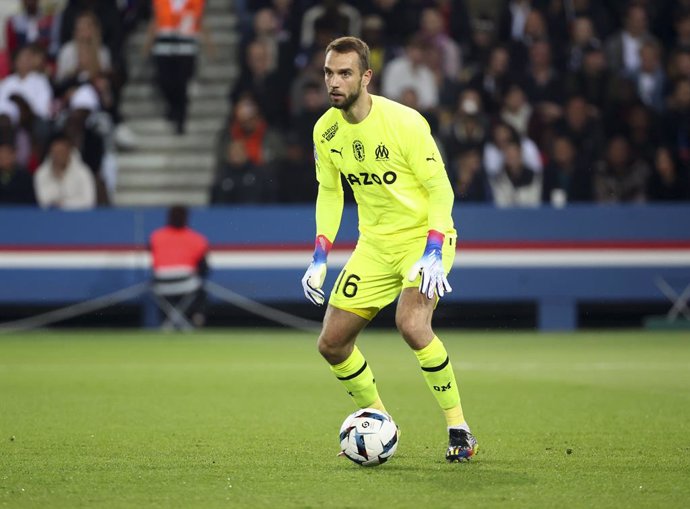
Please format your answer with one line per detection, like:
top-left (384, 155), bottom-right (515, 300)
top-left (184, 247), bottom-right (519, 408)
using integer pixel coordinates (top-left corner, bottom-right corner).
top-left (414, 336), bottom-right (466, 427)
top-left (331, 346), bottom-right (386, 412)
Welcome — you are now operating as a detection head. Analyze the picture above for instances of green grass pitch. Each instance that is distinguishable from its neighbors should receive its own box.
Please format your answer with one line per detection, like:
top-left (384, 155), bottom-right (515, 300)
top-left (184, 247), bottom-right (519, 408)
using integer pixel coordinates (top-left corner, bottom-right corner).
top-left (1, 329), bottom-right (689, 508)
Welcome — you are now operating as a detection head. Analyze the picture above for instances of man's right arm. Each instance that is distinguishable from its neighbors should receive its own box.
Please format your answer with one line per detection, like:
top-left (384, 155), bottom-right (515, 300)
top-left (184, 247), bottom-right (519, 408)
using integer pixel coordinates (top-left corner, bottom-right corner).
top-left (302, 136), bottom-right (344, 305)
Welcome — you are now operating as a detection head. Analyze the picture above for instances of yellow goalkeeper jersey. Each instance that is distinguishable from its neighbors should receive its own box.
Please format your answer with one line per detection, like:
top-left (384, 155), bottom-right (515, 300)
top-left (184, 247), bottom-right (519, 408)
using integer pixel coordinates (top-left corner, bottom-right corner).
top-left (312, 94), bottom-right (455, 245)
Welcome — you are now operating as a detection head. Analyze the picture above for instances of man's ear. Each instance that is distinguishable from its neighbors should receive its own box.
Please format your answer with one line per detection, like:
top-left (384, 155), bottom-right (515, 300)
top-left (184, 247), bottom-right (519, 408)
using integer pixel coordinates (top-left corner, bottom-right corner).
top-left (362, 68), bottom-right (373, 88)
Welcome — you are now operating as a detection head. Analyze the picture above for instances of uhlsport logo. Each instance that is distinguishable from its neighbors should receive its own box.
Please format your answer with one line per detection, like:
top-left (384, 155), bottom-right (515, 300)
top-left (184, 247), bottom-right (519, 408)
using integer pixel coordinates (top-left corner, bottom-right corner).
top-left (375, 143), bottom-right (389, 161)
top-left (352, 140), bottom-right (365, 162)
top-left (321, 122), bottom-right (338, 141)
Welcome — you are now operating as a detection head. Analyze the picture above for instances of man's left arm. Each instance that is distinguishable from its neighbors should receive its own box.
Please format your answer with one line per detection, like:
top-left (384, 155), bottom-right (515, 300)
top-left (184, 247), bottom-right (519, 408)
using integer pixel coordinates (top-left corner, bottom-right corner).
top-left (405, 115), bottom-right (455, 298)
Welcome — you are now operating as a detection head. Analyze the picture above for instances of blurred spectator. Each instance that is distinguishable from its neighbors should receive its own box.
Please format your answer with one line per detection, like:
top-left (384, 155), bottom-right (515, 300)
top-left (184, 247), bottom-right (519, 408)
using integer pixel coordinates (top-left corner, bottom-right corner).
top-left (0, 140), bottom-right (35, 204)
top-left (464, 14), bottom-right (497, 74)
top-left (230, 38), bottom-right (287, 127)
top-left (500, 82), bottom-right (533, 137)
top-left (541, 135), bottom-right (592, 205)
top-left (216, 94), bottom-right (283, 172)
top-left (149, 205), bottom-right (209, 328)
top-left (521, 39), bottom-right (564, 130)
top-left (144, 0), bottom-right (210, 135)
top-left (55, 11), bottom-right (111, 85)
top-left (238, 7), bottom-right (294, 85)
top-left (631, 40), bottom-right (665, 112)
top-left (673, 9), bottom-right (690, 50)
top-left (359, 14), bottom-right (391, 91)
top-left (668, 48), bottom-right (690, 83)
top-left (498, 0), bottom-right (535, 43)
top-left (56, 0), bottom-right (124, 62)
top-left (289, 49), bottom-right (327, 115)
top-left (468, 45), bottom-right (510, 115)
top-left (605, 4), bottom-right (658, 75)
top-left (565, 41), bottom-right (614, 114)
top-left (508, 8), bottom-right (550, 73)
top-left (662, 78), bottom-right (690, 167)
top-left (381, 35), bottom-right (438, 112)
top-left (290, 80), bottom-right (328, 149)
top-left (593, 135), bottom-right (650, 203)
top-left (0, 44), bottom-right (52, 122)
top-left (622, 103), bottom-right (660, 164)
top-left (211, 139), bottom-right (277, 203)
top-left (553, 95), bottom-right (604, 167)
top-left (443, 0), bottom-right (473, 52)
top-left (647, 146), bottom-right (689, 201)
top-left (450, 149), bottom-right (488, 202)
top-left (34, 134), bottom-right (96, 209)
top-left (488, 138), bottom-right (542, 207)
top-left (416, 7), bottom-right (462, 82)
top-left (0, 44), bottom-right (53, 169)
top-left (54, 0), bottom-right (130, 139)
top-left (362, 0), bottom-right (419, 49)
top-left (566, 16), bottom-right (599, 71)
top-left (484, 120), bottom-right (542, 178)
top-left (570, 0), bottom-right (612, 40)
top-left (300, 0), bottom-right (360, 51)
top-left (441, 88), bottom-right (488, 159)
top-left (5, 0), bottom-right (54, 61)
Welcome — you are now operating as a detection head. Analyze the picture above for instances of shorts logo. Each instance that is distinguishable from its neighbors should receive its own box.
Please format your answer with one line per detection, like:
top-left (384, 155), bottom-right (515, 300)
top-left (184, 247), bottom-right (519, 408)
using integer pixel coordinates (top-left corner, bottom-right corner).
top-left (375, 143), bottom-right (389, 161)
top-left (352, 140), bottom-right (365, 162)
top-left (322, 122), bottom-right (338, 141)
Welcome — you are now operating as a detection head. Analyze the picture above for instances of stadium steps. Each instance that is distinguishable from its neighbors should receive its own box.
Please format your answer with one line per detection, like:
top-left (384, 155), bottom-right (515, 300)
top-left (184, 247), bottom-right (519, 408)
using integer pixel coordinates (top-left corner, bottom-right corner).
top-left (113, 0), bottom-right (237, 207)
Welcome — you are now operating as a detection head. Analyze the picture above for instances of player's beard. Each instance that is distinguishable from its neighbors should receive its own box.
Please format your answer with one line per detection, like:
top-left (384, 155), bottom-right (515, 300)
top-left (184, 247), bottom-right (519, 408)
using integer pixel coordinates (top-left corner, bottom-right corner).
top-left (329, 87), bottom-right (361, 111)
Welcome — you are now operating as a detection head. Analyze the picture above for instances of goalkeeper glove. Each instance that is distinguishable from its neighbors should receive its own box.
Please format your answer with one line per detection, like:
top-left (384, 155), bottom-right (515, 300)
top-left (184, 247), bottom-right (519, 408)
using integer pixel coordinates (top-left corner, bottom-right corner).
top-left (301, 234), bottom-right (332, 306)
top-left (407, 230), bottom-right (452, 299)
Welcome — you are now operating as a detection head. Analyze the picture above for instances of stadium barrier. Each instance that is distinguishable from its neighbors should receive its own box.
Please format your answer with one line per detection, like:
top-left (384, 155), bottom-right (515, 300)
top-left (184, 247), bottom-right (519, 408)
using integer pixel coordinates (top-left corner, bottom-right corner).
top-left (0, 205), bottom-right (688, 331)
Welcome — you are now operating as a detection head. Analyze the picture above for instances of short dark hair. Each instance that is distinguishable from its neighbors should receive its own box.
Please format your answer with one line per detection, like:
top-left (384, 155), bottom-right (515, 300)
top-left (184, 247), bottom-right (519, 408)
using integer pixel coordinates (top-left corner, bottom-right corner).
top-left (325, 36), bottom-right (370, 74)
top-left (167, 205), bottom-right (188, 229)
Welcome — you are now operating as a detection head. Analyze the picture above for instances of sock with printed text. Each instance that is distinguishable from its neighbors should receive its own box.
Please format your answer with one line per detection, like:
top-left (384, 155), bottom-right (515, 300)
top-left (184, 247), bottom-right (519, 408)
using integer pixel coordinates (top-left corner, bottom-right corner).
top-left (414, 336), bottom-right (468, 429)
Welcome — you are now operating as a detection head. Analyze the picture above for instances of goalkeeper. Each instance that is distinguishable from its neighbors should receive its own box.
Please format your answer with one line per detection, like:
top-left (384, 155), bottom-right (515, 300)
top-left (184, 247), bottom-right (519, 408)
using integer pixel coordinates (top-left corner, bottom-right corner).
top-left (301, 36), bottom-right (477, 462)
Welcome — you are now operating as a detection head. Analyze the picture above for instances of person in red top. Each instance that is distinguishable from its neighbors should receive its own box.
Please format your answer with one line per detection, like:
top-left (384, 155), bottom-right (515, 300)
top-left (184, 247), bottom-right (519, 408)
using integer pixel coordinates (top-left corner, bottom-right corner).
top-left (149, 205), bottom-right (209, 328)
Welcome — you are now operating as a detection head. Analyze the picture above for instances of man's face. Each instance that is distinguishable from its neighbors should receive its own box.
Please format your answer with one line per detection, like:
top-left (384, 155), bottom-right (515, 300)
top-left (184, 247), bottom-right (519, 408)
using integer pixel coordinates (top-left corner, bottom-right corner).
top-left (324, 51), bottom-right (369, 111)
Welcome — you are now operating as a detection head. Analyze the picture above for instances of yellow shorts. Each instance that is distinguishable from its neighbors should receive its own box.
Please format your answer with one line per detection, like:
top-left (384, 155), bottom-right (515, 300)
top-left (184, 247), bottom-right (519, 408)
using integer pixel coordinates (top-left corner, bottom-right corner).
top-left (329, 231), bottom-right (457, 320)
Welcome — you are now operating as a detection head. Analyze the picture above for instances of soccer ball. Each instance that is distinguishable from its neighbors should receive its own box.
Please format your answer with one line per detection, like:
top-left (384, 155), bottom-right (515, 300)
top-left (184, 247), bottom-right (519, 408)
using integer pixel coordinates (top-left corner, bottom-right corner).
top-left (339, 408), bottom-right (399, 466)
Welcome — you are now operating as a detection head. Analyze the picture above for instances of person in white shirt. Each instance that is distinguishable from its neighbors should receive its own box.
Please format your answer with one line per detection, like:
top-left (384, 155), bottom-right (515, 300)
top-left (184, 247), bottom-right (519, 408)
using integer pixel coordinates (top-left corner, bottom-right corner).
top-left (34, 134), bottom-right (96, 210)
top-left (381, 35), bottom-right (439, 111)
top-left (0, 44), bottom-right (52, 120)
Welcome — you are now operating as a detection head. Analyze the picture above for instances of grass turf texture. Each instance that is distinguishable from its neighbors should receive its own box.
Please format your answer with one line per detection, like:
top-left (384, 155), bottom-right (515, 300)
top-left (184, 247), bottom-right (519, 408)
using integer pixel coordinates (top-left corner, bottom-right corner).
top-left (1, 330), bottom-right (689, 508)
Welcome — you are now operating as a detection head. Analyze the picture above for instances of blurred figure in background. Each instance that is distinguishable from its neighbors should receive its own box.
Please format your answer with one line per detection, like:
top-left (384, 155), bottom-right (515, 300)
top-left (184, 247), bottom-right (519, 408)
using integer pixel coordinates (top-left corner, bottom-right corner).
top-left (143, 0), bottom-right (210, 135)
top-left (0, 139), bottom-right (36, 204)
top-left (33, 133), bottom-right (96, 209)
top-left (541, 135), bottom-right (592, 205)
top-left (450, 149), bottom-right (488, 203)
top-left (647, 146), bottom-right (688, 201)
top-left (149, 205), bottom-right (209, 328)
top-left (593, 135), bottom-right (650, 203)
top-left (381, 35), bottom-right (438, 113)
top-left (488, 138), bottom-right (542, 207)
top-left (4, 0), bottom-right (54, 62)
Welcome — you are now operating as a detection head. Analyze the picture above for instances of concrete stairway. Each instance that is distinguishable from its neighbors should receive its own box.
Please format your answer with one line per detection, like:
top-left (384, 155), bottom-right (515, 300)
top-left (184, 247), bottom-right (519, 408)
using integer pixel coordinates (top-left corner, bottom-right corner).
top-left (114, 0), bottom-right (238, 206)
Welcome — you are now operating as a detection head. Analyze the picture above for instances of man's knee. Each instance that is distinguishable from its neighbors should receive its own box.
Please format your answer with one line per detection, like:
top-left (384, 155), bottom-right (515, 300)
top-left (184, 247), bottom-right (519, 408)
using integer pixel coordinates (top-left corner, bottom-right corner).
top-left (396, 313), bottom-right (432, 347)
top-left (317, 331), bottom-right (350, 364)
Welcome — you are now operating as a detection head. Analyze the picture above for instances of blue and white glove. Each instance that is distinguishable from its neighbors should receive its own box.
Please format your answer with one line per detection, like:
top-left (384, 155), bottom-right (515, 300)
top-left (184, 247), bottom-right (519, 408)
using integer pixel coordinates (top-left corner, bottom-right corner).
top-left (301, 235), bottom-right (332, 306)
top-left (407, 230), bottom-right (452, 299)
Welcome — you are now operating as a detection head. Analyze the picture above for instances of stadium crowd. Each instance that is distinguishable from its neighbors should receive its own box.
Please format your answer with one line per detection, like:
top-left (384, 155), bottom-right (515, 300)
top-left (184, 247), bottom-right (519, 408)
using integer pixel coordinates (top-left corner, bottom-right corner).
top-left (1, 0), bottom-right (689, 208)
top-left (0, 0), bottom-right (145, 208)
top-left (212, 0), bottom-right (690, 207)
